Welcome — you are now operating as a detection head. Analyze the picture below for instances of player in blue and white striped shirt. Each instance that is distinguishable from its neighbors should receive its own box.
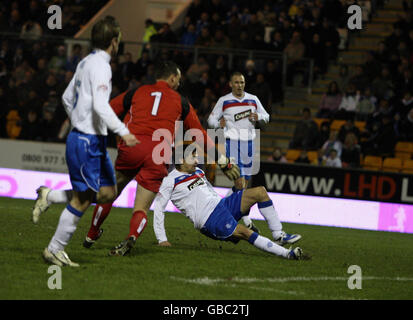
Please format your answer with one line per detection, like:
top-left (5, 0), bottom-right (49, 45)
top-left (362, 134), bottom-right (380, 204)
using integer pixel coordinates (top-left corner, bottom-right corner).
top-left (208, 72), bottom-right (270, 234)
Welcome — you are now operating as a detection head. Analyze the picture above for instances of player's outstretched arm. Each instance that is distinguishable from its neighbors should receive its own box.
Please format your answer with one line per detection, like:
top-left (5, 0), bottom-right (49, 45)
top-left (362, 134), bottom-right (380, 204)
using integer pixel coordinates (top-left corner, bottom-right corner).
top-left (153, 179), bottom-right (174, 246)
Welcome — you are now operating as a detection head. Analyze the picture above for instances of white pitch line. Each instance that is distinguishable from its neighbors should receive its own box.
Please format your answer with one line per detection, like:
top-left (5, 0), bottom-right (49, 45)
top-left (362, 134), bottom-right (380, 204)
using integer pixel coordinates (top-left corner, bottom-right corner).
top-left (171, 276), bottom-right (413, 284)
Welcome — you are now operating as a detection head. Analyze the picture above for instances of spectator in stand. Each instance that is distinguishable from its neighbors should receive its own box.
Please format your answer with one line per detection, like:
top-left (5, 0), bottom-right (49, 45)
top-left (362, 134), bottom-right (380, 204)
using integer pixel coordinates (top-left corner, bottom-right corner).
top-left (39, 101), bottom-right (60, 142)
top-left (120, 52), bottom-right (136, 84)
top-left (211, 28), bottom-right (231, 48)
top-left (337, 117), bottom-right (361, 144)
top-left (306, 33), bottom-right (326, 77)
top-left (318, 81), bottom-right (342, 118)
top-left (210, 55), bottom-right (228, 82)
top-left (317, 121), bottom-right (331, 149)
top-left (395, 69), bottom-right (413, 97)
top-left (180, 23), bottom-right (197, 46)
top-left (187, 0), bottom-right (204, 24)
top-left (340, 132), bottom-right (361, 168)
top-left (319, 18), bottom-right (340, 63)
top-left (267, 147), bottom-right (287, 163)
top-left (394, 90), bottom-right (413, 120)
top-left (368, 97), bottom-right (394, 128)
top-left (142, 19), bottom-right (157, 52)
top-left (371, 67), bottom-right (395, 100)
top-left (349, 65), bottom-right (369, 92)
top-left (269, 31), bottom-right (285, 52)
top-left (284, 31), bottom-right (305, 86)
top-left (196, 12), bottom-right (210, 36)
top-left (264, 59), bottom-right (283, 104)
top-left (135, 50), bottom-right (152, 80)
top-left (19, 109), bottom-right (41, 141)
top-left (195, 26), bottom-right (212, 47)
top-left (355, 87), bottom-right (377, 121)
top-left (243, 59), bottom-right (257, 91)
top-left (324, 149), bottom-right (342, 168)
top-left (48, 45), bottom-right (67, 75)
top-left (246, 14), bottom-right (265, 44)
top-left (295, 150), bottom-right (311, 164)
top-left (336, 84), bottom-right (360, 120)
top-left (65, 44), bottom-right (83, 73)
top-left (384, 24), bottom-right (403, 50)
top-left (289, 107), bottom-right (320, 150)
top-left (250, 73), bottom-right (271, 114)
top-left (395, 107), bottom-right (413, 141)
top-left (336, 64), bottom-right (350, 93)
top-left (150, 23), bottom-right (177, 43)
top-left (213, 73), bottom-right (230, 98)
top-left (321, 130), bottom-right (342, 158)
top-left (363, 114), bottom-right (397, 157)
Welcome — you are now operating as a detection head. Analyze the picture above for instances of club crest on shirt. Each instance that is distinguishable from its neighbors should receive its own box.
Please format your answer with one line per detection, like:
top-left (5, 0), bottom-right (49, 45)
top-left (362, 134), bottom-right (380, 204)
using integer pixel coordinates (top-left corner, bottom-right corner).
top-left (234, 109), bottom-right (251, 121)
top-left (187, 177), bottom-right (205, 190)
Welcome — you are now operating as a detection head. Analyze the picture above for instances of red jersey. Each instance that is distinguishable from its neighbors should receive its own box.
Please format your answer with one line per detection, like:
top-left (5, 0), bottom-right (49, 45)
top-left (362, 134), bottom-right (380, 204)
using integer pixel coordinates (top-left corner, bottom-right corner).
top-left (110, 81), bottom-right (214, 150)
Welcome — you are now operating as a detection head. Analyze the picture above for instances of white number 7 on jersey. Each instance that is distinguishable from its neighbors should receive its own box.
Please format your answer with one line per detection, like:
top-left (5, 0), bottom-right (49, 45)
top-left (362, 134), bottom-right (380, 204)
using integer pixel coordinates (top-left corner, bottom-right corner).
top-left (150, 91), bottom-right (162, 116)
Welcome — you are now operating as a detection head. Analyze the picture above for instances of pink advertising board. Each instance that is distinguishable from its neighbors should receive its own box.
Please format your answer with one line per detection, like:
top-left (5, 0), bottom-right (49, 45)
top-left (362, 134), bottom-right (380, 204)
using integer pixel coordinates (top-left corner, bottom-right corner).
top-left (1, 168), bottom-right (412, 234)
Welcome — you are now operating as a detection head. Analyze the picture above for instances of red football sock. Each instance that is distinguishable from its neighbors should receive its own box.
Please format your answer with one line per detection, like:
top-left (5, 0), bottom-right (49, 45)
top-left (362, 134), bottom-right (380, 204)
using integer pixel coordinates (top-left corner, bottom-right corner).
top-left (127, 210), bottom-right (148, 239)
top-left (87, 203), bottom-right (113, 239)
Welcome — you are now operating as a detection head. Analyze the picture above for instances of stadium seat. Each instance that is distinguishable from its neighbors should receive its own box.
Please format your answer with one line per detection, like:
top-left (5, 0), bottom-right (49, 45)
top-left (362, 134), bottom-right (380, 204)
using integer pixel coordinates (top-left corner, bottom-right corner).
top-left (382, 157), bottom-right (402, 173)
top-left (286, 149), bottom-right (301, 163)
top-left (395, 142), bottom-right (413, 160)
top-left (307, 151), bottom-right (319, 163)
top-left (402, 159), bottom-right (413, 174)
top-left (330, 120), bottom-right (346, 132)
top-left (363, 155), bottom-right (382, 171)
top-left (313, 118), bottom-right (327, 129)
top-left (354, 121), bottom-right (366, 132)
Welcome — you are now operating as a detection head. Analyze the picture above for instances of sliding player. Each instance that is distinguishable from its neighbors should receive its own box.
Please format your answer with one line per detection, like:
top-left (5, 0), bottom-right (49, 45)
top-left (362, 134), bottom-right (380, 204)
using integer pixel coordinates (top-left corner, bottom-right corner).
top-left (153, 142), bottom-right (303, 259)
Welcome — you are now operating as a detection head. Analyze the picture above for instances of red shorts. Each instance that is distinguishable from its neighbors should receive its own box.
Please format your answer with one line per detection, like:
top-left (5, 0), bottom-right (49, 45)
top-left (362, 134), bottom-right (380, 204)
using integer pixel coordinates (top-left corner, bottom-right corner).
top-left (115, 135), bottom-right (169, 193)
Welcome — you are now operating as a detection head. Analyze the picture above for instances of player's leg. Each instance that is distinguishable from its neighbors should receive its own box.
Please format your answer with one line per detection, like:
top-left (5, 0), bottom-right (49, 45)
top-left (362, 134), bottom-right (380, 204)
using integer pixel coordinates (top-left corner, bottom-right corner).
top-left (240, 186), bottom-right (301, 245)
top-left (84, 169), bottom-right (135, 247)
top-left (42, 130), bottom-right (103, 266)
top-left (109, 143), bottom-right (167, 256)
top-left (231, 224), bottom-right (302, 259)
top-left (109, 184), bottom-right (157, 256)
top-left (32, 187), bottom-right (73, 223)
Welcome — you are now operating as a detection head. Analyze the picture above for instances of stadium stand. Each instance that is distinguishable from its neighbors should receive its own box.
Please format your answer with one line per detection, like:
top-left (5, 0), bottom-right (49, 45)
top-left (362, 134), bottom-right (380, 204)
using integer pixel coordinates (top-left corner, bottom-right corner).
top-left (1, 0), bottom-right (412, 175)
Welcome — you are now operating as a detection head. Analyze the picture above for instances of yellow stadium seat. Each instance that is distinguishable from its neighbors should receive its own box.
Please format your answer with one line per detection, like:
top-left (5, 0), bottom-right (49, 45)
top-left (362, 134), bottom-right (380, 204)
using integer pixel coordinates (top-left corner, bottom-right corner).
top-left (402, 159), bottom-right (413, 174)
top-left (395, 142), bottom-right (413, 160)
top-left (382, 157), bottom-right (402, 173)
top-left (363, 155), bottom-right (382, 171)
top-left (307, 151), bottom-right (319, 163)
top-left (354, 121), bottom-right (366, 132)
top-left (286, 149), bottom-right (301, 163)
top-left (313, 118), bottom-right (328, 129)
top-left (330, 120), bottom-right (346, 132)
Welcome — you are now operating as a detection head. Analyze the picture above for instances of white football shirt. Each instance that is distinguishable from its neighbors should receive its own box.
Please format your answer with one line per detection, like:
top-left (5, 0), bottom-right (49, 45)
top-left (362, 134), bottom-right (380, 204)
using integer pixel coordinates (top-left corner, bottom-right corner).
top-left (207, 92), bottom-right (269, 141)
top-left (153, 167), bottom-right (223, 243)
top-left (62, 49), bottom-right (129, 136)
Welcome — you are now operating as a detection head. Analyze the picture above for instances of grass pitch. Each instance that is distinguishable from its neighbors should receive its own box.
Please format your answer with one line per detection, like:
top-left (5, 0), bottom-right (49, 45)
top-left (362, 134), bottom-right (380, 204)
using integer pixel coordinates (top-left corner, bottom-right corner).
top-left (1, 197), bottom-right (413, 300)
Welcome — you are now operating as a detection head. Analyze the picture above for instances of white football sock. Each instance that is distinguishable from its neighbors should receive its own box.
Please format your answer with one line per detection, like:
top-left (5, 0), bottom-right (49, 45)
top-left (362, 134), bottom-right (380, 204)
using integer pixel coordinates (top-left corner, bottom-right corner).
top-left (258, 200), bottom-right (283, 240)
top-left (47, 190), bottom-right (72, 204)
top-left (249, 234), bottom-right (289, 258)
top-left (48, 207), bottom-right (81, 253)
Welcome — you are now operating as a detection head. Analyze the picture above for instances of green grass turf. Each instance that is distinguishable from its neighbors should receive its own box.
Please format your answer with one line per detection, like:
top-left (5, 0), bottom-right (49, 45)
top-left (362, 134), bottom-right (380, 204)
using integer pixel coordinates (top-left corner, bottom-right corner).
top-left (1, 197), bottom-right (413, 300)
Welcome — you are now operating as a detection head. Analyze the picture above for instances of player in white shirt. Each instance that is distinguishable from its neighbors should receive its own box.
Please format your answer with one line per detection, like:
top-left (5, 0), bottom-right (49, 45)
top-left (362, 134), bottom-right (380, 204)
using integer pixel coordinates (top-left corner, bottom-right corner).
top-left (152, 143), bottom-right (303, 260)
top-left (32, 16), bottom-right (138, 267)
top-left (208, 72), bottom-right (270, 233)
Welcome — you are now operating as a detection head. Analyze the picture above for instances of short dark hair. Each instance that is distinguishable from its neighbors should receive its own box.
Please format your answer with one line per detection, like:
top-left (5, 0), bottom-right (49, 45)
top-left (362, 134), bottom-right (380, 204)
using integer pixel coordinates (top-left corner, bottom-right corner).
top-left (230, 71), bottom-right (244, 80)
top-left (154, 60), bottom-right (179, 79)
top-left (91, 16), bottom-right (121, 50)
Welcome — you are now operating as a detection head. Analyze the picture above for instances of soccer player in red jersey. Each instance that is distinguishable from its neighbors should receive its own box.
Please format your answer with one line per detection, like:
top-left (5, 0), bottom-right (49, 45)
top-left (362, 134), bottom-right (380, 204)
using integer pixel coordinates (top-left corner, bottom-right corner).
top-left (83, 60), bottom-right (239, 255)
